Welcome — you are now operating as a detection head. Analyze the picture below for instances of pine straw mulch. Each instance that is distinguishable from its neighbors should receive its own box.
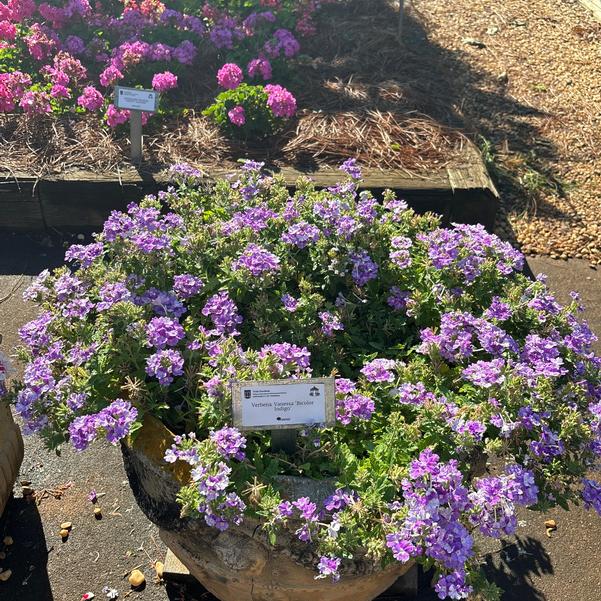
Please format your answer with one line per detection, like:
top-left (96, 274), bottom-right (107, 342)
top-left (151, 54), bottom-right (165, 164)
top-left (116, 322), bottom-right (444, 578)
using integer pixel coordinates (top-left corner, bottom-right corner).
top-left (412, 0), bottom-right (601, 265)
top-left (0, 0), bottom-right (467, 179)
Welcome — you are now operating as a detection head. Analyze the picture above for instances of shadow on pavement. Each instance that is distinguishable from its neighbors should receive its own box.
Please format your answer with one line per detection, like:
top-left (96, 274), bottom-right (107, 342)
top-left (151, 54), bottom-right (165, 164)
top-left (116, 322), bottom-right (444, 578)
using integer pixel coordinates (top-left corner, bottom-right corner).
top-left (1, 496), bottom-right (53, 601)
top-left (482, 535), bottom-right (553, 601)
top-left (0, 233), bottom-right (66, 276)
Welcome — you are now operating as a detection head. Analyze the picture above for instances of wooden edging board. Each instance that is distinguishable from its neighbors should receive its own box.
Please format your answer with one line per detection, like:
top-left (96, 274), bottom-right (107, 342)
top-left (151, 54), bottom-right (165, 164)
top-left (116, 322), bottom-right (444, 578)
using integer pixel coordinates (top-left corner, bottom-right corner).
top-left (0, 141), bottom-right (498, 233)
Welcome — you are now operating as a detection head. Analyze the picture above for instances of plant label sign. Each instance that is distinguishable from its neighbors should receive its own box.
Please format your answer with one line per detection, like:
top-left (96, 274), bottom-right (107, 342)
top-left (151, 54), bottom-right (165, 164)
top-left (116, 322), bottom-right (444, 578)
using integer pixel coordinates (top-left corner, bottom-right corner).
top-left (231, 378), bottom-right (336, 431)
top-left (114, 86), bottom-right (159, 112)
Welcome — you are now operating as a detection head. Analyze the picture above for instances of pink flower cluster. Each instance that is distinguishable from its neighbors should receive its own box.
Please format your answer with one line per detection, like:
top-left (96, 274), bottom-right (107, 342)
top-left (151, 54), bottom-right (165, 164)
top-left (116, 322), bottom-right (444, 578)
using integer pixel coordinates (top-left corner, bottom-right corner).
top-left (217, 63), bottom-right (243, 90)
top-left (265, 83), bottom-right (296, 118)
top-left (0, 0), bottom-right (328, 133)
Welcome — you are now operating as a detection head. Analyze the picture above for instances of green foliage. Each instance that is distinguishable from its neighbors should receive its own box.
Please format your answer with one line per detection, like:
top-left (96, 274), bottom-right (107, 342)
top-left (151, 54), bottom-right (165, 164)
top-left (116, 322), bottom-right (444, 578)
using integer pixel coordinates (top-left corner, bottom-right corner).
top-left (203, 83), bottom-right (279, 139)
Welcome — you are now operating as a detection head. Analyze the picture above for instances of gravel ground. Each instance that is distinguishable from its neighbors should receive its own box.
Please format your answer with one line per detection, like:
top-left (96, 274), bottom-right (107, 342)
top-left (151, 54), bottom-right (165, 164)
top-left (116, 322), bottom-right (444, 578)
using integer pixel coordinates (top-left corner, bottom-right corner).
top-left (412, 0), bottom-right (601, 265)
top-left (0, 245), bottom-right (600, 601)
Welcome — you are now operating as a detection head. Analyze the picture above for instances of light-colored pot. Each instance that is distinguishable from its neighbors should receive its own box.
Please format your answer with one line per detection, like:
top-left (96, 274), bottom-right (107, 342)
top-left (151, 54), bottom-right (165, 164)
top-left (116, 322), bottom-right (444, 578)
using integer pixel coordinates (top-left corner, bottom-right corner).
top-left (0, 403), bottom-right (24, 517)
top-left (121, 416), bottom-right (411, 601)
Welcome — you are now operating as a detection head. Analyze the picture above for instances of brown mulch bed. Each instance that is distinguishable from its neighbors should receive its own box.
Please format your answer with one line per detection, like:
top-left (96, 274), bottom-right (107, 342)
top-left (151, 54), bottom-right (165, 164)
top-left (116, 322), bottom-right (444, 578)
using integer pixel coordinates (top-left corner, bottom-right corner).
top-left (412, 0), bottom-right (601, 265)
top-left (0, 1), bottom-right (466, 178)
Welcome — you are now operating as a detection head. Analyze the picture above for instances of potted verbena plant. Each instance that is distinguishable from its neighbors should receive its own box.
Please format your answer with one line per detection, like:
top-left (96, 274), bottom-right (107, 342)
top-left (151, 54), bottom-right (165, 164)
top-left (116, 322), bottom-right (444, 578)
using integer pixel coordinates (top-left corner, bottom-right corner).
top-left (10, 160), bottom-right (601, 601)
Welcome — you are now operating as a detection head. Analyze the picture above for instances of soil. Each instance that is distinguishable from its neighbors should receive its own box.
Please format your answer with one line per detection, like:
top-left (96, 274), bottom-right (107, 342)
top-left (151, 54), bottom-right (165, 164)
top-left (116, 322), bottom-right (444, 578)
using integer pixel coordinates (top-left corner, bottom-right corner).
top-left (0, 238), bottom-right (600, 601)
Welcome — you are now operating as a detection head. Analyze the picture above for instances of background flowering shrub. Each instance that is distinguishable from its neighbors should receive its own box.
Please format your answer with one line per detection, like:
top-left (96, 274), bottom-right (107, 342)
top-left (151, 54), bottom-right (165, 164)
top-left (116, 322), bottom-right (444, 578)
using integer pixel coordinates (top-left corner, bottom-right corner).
top-left (10, 160), bottom-right (601, 599)
top-left (0, 0), bottom-right (324, 131)
top-left (203, 80), bottom-right (296, 138)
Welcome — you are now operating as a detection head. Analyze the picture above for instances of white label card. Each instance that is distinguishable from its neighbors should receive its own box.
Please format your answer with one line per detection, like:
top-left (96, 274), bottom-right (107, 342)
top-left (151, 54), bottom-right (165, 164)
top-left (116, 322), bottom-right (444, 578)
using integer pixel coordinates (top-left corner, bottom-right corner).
top-left (114, 86), bottom-right (159, 112)
top-left (231, 378), bottom-right (336, 431)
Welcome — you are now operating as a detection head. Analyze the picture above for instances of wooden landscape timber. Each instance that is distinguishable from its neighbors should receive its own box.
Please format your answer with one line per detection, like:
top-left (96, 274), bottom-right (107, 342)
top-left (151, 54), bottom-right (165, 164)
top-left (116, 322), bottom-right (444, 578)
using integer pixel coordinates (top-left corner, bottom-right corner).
top-left (0, 141), bottom-right (498, 233)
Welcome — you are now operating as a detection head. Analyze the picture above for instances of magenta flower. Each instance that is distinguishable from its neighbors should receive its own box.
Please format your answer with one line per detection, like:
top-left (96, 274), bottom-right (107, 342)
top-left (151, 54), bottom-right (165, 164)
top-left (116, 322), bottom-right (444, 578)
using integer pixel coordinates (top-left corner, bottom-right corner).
top-left (228, 105), bottom-right (246, 126)
top-left (152, 71), bottom-right (178, 92)
top-left (105, 104), bottom-right (129, 128)
top-left (264, 84), bottom-right (296, 118)
top-left (247, 57), bottom-right (272, 80)
top-left (77, 86), bottom-right (104, 111)
top-left (217, 63), bottom-right (243, 89)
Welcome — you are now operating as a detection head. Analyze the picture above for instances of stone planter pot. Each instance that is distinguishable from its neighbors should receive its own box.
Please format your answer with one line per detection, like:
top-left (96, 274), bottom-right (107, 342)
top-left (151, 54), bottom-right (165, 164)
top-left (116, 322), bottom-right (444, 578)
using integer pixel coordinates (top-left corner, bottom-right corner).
top-left (0, 403), bottom-right (24, 517)
top-left (121, 416), bottom-right (412, 601)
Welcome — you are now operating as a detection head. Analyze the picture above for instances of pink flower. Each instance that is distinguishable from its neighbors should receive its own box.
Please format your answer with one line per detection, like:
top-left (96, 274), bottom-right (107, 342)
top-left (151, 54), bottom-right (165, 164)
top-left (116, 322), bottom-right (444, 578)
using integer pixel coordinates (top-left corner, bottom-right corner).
top-left (0, 71), bottom-right (31, 112)
top-left (19, 90), bottom-right (52, 115)
top-left (247, 57), bottom-right (272, 81)
top-left (264, 84), bottom-right (296, 119)
top-left (217, 63), bottom-right (243, 90)
top-left (77, 86), bottom-right (104, 111)
top-left (50, 84), bottom-right (70, 99)
top-left (152, 71), bottom-right (178, 92)
top-left (0, 20), bottom-right (17, 41)
top-left (105, 104), bottom-right (150, 128)
top-left (228, 105), bottom-right (246, 126)
top-left (105, 104), bottom-right (129, 128)
top-left (8, 0), bottom-right (36, 22)
top-left (99, 64), bottom-right (123, 87)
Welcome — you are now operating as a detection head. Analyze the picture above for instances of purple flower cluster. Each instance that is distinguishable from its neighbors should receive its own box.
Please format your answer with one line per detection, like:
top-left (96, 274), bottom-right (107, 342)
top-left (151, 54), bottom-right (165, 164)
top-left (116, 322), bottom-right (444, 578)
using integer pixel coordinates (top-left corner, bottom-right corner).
top-left (19, 311), bottom-right (54, 350)
top-left (390, 236), bottom-right (412, 269)
top-left (462, 358), bottom-right (505, 388)
top-left (64, 242), bottom-right (103, 268)
top-left (191, 460), bottom-right (246, 531)
top-left (259, 343), bottom-right (311, 373)
top-left (386, 449), bottom-right (474, 590)
top-left (210, 427), bottom-right (247, 461)
top-left (146, 317), bottom-right (185, 348)
top-left (202, 291), bottom-right (243, 336)
top-left (136, 288), bottom-right (186, 319)
top-left (582, 479), bottom-right (601, 516)
top-left (282, 221), bottom-right (321, 248)
top-left (419, 311), bottom-right (516, 364)
top-left (145, 349), bottom-right (185, 386)
top-left (336, 392), bottom-right (375, 425)
top-left (349, 250), bottom-right (378, 286)
top-left (319, 311), bottom-right (344, 337)
top-left (97, 282), bottom-right (131, 311)
top-left (232, 244), bottom-right (281, 276)
top-left (361, 358), bottom-right (397, 383)
top-left (164, 433), bottom-right (199, 465)
top-left (469, 465), bottom-right (538, 538)
top-left (222, 205), bottom-right (277, 235)
top-left (316, 556), bottom-right (341, 582)
top-left (387, 287), bottom-right (410, 311)
top-left (396, 382), bottom-right (438, 406)
top-left (173, 274), bottom-right (204, 299)
top-left (281, 293), bottom-right (299, 312)
top-left (68, 399), bottom-right (137, 451)
top-left (417, 223), bottom-right (524, 281)
top-left (339, 158), bottom-right (362, 180)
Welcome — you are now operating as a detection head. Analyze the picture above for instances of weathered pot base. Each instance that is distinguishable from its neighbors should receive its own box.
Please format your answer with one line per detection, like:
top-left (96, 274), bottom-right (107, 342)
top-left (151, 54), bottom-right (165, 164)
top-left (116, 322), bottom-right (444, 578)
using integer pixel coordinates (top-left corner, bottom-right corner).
top-left (161, 544), bottom-right (419, 599)
top-left (159, 529), bottom-right (412, 601)
top-left (121, 416), bottom-right (414, 601)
